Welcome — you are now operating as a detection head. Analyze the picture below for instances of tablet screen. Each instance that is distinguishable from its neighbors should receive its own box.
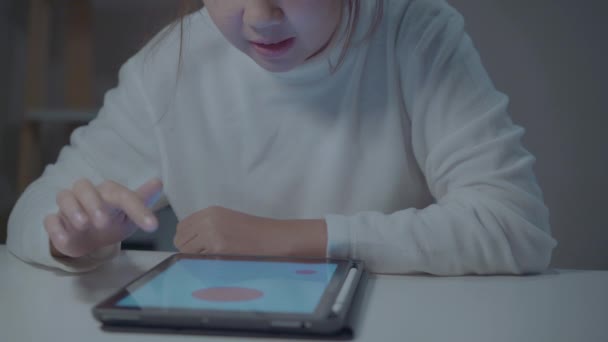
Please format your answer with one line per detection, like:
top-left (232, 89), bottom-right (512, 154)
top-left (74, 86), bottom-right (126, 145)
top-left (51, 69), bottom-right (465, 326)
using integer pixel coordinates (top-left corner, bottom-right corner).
top-left (117, 259), bottom-right (338, 314)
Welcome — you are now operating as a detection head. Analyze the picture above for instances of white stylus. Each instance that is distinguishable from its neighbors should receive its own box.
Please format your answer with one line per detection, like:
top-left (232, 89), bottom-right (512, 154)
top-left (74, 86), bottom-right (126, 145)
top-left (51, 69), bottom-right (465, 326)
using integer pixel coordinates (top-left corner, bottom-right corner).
top-left (331, 267), bottom-right (358, 314)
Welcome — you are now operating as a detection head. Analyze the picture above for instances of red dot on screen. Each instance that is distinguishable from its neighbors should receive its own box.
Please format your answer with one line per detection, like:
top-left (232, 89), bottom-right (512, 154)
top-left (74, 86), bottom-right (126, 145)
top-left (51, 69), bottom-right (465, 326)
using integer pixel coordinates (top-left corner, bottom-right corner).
top-left (296, 269), bottom-right (317, 275)
top-left (192, 287), bottom-right (264, 302)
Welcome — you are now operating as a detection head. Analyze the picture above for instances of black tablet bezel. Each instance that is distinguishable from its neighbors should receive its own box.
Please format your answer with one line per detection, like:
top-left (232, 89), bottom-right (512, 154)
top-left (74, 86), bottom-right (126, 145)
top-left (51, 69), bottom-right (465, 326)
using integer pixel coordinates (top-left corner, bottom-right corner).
top-left (93, 253), bottom-right (364, 334)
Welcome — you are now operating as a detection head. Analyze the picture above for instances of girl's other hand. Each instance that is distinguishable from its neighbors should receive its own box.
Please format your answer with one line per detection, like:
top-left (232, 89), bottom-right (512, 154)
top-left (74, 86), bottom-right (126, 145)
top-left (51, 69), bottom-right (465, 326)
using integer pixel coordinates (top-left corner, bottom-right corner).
top-left (174, 206), bottom-right (327, 258)
top-left (44, 178), bottom-right (163, 258)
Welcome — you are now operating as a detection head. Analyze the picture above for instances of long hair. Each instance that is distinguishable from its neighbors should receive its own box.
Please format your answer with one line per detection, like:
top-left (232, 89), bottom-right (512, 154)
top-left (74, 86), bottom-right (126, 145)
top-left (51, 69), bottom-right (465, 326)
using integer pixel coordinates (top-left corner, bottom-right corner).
top-left (332, 0), bottom-right (384, 72)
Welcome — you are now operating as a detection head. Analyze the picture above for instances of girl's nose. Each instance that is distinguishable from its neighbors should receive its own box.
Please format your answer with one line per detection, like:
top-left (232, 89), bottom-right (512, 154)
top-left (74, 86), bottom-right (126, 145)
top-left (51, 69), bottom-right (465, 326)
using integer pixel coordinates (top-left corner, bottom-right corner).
top-left (243, 0), bottom-right (284, 30)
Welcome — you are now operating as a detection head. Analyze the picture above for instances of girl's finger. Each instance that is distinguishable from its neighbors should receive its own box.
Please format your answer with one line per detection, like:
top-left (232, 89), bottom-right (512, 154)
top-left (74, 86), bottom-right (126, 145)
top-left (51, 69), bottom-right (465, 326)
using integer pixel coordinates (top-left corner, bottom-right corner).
top-left (56, 190), bottom-right (89, 232)
top-left (98, 180), bottom-right (158, 232)
top-left (44, 214), bottom-right (72, 256)
top-left (173, 231), bottom-right (198, 251)
top-left (73, 178), bottom-right (111, 229)
top-left (176, 233), bottom-right (204, 254)
top-left (135, 178), bottom-right (164, 208)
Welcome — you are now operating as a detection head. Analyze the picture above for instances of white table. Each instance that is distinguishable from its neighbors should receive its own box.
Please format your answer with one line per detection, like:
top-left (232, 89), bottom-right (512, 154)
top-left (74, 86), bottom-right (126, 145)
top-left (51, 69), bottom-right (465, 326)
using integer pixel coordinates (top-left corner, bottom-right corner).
top-left (1, 245), bottom-right (607, 342)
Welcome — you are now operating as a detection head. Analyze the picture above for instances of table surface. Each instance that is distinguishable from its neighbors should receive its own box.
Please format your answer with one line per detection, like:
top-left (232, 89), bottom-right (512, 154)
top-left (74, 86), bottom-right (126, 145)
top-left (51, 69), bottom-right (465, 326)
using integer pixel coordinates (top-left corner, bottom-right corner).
top-left (1, 245), bottom-right (607, 342)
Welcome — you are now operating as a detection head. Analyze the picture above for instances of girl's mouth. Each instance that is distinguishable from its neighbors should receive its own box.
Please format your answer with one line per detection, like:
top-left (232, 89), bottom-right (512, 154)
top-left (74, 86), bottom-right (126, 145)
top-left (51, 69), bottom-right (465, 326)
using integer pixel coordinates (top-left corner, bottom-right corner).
top-left (250, 38), bottom-right (296, 59)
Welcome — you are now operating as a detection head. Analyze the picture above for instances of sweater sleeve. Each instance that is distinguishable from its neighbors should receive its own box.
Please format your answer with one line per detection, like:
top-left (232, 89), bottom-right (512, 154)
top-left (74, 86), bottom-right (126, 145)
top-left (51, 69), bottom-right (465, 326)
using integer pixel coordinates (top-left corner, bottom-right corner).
top-left (324, 0), bottom-right (557, 275)
top-left (7, 54), bottom-right (164, 272)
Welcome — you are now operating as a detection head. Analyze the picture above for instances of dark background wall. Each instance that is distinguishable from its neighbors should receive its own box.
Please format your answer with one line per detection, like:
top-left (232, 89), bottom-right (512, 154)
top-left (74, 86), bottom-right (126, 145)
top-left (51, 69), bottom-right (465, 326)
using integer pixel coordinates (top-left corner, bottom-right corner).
top-left (0, 0), bottom-right (179, 248)
top-left (449, 0), bottom-right (608, 269)
top-left (0, 0), bottom-right (23, 244)
top-left (1, 0), bottom-right (607, 269)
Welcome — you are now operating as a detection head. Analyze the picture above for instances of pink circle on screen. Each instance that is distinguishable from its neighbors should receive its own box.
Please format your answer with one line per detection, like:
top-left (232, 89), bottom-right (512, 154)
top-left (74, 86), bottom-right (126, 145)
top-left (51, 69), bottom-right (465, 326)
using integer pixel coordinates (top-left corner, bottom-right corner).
top-left (296, 269), bottom-right (317, 275)
top-left (192, 287), bottom-right (264, 302)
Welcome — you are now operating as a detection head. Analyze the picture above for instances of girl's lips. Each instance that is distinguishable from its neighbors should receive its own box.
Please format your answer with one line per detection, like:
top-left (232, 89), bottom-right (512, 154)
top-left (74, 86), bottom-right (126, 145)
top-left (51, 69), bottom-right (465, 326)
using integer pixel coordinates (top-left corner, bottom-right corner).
top-left (250, 38), bottom-right (296, 59)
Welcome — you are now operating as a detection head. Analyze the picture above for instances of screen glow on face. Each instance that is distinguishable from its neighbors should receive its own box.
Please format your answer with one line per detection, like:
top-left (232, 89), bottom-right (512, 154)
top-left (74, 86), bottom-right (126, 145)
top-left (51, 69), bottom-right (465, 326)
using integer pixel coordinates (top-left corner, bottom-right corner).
top-left (117, 259), bottom-right (338, 314)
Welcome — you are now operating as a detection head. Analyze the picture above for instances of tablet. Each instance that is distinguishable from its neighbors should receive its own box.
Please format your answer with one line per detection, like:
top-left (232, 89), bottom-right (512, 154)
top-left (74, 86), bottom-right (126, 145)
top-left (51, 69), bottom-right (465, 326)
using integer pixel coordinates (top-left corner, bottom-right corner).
top-left (93, 254), bottom-right (365, 337)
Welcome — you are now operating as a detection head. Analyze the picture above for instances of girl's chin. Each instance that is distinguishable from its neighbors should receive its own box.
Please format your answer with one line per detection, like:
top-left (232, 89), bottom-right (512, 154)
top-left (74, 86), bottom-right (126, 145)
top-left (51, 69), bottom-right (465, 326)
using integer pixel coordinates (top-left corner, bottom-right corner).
top-left (250, 56), bottom-right (301, 73)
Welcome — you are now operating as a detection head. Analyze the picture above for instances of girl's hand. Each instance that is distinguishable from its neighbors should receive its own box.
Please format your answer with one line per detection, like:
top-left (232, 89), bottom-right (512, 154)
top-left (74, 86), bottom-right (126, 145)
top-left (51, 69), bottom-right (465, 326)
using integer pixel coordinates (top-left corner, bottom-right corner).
top-left (44, 178), bottom-right (163, 258)
top-left (174, 206), bottom-right (328, 258)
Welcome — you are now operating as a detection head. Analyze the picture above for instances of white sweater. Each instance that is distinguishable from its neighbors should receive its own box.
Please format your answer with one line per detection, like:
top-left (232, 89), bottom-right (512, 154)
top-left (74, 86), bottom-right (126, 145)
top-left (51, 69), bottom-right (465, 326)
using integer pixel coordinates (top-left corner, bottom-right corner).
top-left (8, 0), bottom-right (556, 274)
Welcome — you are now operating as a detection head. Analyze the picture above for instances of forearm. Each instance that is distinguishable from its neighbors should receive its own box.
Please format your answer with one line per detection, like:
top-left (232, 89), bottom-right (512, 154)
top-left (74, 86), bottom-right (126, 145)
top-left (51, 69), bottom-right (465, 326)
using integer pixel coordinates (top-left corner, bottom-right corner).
top-left (325, 187), bottom-right (556, 275)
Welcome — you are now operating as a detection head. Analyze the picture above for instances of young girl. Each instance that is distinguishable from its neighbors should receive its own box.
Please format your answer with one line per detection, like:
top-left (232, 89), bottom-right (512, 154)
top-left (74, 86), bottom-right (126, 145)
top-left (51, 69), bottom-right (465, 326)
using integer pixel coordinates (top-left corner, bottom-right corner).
top-left (8, 0), bottom-right (557, 275)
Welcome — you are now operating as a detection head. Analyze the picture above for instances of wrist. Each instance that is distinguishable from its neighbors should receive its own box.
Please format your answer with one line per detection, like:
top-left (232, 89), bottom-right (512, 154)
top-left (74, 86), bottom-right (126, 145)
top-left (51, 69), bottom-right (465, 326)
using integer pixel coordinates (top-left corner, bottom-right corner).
top-left (277, 219), bottom-right (327, 258)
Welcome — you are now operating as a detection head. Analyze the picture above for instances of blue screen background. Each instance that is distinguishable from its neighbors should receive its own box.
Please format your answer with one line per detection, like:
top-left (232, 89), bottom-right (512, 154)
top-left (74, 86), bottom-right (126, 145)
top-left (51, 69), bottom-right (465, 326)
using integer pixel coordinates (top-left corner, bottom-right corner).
top-left (117, 259), bottom-right (338, 313)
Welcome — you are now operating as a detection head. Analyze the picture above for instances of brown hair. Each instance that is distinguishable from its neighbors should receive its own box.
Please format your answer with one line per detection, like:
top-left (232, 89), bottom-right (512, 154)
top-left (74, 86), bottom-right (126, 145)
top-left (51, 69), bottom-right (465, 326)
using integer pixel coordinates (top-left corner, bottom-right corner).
top-left (171, 0), bottom-right (384, 74)
top-left (332, 0), bottom-right (384, 72)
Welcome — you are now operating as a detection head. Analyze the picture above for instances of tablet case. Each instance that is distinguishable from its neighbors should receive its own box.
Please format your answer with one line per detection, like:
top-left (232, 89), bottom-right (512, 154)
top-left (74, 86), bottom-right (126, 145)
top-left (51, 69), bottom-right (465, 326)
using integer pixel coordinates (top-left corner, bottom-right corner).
top-left (100, 271), bottom-right (369, 340)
